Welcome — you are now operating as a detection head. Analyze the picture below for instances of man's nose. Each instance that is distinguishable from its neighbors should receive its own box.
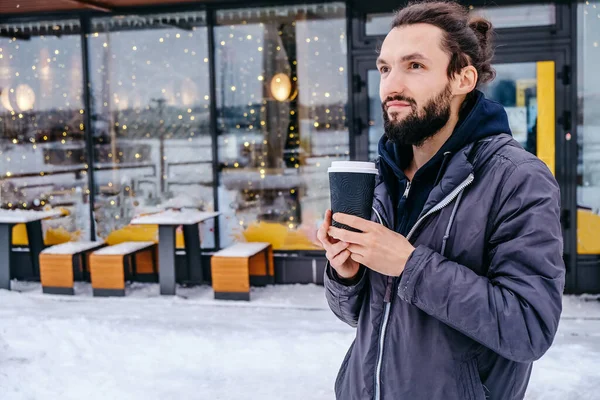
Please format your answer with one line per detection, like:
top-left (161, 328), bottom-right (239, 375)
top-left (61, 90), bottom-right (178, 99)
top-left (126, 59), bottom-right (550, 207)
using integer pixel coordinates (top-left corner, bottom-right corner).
top-left (380, 69), bottom-right (408, 102)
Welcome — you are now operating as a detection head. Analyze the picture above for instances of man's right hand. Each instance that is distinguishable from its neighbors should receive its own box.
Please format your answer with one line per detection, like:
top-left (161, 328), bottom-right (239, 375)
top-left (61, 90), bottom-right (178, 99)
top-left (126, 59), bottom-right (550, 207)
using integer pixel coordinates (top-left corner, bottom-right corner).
top-left (317, 209), bottom-right (360, 280)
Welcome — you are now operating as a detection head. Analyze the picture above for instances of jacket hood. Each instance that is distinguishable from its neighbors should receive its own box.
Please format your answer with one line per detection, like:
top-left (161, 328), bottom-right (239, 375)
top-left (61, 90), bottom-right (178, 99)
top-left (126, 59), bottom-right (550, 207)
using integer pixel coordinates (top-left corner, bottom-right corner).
top-left (377, 90), bottom-right (512, 184)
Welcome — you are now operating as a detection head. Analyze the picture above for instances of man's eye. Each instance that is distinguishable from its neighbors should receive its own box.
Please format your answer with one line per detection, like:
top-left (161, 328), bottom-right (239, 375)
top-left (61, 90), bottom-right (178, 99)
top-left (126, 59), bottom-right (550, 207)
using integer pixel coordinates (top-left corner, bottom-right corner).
top-left (410, 63), bottom-right (423, 69)
top-left (379, 66), bottom-right (389, 74)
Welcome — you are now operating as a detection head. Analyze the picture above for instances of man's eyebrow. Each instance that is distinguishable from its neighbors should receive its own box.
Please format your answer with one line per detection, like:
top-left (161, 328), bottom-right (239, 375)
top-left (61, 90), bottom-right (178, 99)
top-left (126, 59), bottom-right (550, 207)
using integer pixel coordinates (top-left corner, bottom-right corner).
top-left (400, 52), bottom-right (430, 62)
top-left (377, 53), bottom-right (431, 65)
top-left (375, 53), bottom-right (430, 65)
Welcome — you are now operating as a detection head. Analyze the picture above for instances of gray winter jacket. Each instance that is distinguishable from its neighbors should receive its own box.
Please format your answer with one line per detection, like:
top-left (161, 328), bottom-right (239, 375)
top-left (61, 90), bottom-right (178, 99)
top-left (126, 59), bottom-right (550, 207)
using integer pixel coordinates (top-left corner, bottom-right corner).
top-left (325, 133), bottom-right (565, 400)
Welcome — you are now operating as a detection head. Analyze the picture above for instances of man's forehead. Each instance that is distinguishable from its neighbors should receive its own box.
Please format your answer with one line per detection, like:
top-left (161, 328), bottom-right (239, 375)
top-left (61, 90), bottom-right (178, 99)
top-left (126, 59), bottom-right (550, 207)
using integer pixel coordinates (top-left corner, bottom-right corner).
top-left (379, 23), bottom-right (446, 61)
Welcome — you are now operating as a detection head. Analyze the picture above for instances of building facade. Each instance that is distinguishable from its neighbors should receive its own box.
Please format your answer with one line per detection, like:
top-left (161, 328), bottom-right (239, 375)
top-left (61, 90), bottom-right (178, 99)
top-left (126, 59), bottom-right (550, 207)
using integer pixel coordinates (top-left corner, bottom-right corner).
top-left (0, 0), bottom-right (599, 293)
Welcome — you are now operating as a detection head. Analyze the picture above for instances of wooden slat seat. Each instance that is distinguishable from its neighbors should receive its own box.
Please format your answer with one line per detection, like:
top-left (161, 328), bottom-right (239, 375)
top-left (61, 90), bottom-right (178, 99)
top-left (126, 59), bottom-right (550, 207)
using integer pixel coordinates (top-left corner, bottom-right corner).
top-left (211, 242), bottom-right (274, 301)
top-left (89, 241), bottom-right (157, 297)
top-left (40, 241), bottom-right (105, 295)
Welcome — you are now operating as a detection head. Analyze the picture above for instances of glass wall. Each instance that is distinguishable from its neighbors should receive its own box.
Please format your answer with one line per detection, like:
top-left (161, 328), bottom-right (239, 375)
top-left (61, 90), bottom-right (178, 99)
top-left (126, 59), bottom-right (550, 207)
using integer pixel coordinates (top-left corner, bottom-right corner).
top-left (577, 2), bottom-right (600, 255)
top-left (214, 3), bottom-right (349, 250)
top-left (88, 12), bottom-right (214, 247)
top-left (0, 19), bottom-right (91, 245)
top-left (0, 6), bottom-right (350, 253)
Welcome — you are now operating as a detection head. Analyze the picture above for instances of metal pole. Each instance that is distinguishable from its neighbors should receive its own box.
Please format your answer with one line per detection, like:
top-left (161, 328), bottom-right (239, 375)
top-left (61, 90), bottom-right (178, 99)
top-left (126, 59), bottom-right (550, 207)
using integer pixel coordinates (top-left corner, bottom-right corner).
top-left (207, 9), bottom-right (221, 251)
top-left (80, 16), bottom-right (97, 241)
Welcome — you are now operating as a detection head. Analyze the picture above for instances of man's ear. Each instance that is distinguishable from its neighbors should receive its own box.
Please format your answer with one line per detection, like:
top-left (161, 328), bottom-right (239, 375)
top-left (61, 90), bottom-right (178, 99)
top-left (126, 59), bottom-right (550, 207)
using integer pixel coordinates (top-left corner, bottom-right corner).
top-left (452, 65), bottom-right (478, 95)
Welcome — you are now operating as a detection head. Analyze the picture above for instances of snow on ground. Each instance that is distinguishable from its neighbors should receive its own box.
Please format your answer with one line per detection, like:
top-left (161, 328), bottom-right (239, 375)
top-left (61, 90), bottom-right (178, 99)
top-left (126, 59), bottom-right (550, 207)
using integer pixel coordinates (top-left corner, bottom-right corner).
top-left (1, 282), bottom-right (599, 400)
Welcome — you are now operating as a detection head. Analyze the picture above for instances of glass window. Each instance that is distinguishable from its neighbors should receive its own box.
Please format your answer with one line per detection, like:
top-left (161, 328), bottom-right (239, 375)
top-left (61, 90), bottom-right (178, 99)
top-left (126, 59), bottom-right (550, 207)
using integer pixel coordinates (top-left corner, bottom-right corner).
top-left (0, 19), bottom-right (91, 245)
top-left (365, 4), bottom-right (556, 36)
top-left (480, 62), bottom-right (539, 155)
top-left (577, 3), bottom-right (600, 255)
top-left (89, 12), bottom-right (214, 246)
top-left (365, 13), bottom-right (395, 36)
top-left (215, 3), bottom-right (349, 250)
top-left (470, 4), bottom-right (556, 29)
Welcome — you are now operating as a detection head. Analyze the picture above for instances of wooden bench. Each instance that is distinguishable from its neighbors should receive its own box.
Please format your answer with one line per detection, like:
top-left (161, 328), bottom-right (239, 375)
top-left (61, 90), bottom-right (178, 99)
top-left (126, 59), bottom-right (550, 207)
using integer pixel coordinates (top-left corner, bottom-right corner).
top-left (211, 242), bottom-right (274, 301)
top-left (39, 241), bottom-right (105, 295)
top-left (89, 241), bottom-right (157, 297)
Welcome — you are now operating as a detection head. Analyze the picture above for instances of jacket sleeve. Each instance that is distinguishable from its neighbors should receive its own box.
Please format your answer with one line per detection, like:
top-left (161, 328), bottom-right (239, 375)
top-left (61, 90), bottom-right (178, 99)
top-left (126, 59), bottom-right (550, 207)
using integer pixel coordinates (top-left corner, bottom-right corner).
top-left (324, 264), bottom-right (368, 328)
top-left (397, 159), bottom-right (565, 363)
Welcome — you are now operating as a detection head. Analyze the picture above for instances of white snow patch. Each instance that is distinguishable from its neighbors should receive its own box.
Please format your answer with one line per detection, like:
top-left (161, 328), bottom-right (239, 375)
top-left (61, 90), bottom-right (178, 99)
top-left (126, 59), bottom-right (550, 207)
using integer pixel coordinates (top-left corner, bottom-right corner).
top-left (92, 241), bottom-right (155, 255)
top-left (42, 241), bottom-right (105, 255)
top-left (131, 210), bottom-right (220, 225)
top-left (0, 284), bottom-right (598, 400)
top-left (0, 209), bottom-right (63, 223)
top-left (214, 242), bottom-right (271, 258)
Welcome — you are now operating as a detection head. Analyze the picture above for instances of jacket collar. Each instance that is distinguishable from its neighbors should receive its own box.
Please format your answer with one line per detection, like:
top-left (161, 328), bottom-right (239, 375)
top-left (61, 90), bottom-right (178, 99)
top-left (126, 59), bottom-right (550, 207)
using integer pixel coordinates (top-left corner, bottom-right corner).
top-left (420, 133), bottom-right (514, 216)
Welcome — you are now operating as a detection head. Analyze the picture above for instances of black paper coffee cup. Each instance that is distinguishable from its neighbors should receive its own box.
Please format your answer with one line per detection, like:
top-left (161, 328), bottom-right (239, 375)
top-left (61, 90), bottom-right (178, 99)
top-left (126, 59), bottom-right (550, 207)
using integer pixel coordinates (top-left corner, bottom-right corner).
top-left (328, 161), bottom-right (378, 232)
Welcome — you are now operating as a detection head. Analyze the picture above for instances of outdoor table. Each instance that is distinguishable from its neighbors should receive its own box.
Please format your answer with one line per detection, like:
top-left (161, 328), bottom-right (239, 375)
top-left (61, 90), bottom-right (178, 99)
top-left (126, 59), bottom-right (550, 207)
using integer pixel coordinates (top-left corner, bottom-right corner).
top-left (131, 210), bottom-right (220, 295)
top-left (0, 209), bottom-right (63, 290)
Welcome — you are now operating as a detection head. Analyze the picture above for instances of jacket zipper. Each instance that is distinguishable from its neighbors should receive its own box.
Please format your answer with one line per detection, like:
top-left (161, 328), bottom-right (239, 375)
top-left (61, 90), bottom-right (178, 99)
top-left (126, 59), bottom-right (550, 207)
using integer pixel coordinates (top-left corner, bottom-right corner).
top-left (405, 173), bottom-right (474, 240)
top-left (402, 181), bottom-right (411, 198)
top-left (374, 181), bottom-right (410, 400)
top-left (373, 173), bottom-right (475, 400)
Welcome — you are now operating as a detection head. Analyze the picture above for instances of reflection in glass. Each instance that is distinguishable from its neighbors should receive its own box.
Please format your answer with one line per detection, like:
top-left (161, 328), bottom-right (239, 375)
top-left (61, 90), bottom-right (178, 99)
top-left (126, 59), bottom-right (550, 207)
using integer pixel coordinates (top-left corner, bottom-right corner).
top-left (480, 62), bottom-right (538, 155)
top-left (89, 13), bottom-right (214, 245)
top-left (0, 20), bottom-right (90, 244)
top-left (215, 3), bottom-right (349, 250)
top-left (577, 3), bottom-right (600, 255)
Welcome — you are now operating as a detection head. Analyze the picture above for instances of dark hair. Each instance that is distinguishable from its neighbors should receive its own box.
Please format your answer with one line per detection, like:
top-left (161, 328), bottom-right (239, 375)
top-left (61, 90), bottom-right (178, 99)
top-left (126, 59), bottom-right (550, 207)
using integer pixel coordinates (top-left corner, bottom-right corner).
top-left (391, 0), bottom-right (496, 86)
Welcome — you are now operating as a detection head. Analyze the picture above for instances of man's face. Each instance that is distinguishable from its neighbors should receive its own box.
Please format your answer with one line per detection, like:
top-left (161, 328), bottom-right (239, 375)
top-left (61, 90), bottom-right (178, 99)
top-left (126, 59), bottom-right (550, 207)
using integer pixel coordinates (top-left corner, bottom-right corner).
top-left (377, 23), bottom-right (454, 146)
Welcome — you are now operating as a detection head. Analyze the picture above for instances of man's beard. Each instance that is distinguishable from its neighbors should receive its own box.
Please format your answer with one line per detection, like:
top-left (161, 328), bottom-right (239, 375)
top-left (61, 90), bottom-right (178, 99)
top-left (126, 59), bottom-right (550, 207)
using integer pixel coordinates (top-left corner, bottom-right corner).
top-left (382, 83), bottom-right (452, 147)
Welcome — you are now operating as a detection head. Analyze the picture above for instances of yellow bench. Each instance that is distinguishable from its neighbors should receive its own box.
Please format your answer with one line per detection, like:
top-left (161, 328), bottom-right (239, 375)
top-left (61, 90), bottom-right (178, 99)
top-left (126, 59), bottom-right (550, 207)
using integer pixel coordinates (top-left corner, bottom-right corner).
top-left (89, 241), bottom-right (157, 297)
top-left (39, 241), bottom-right (105, 295)
top-left (211, 242), bottom-right (274, 301)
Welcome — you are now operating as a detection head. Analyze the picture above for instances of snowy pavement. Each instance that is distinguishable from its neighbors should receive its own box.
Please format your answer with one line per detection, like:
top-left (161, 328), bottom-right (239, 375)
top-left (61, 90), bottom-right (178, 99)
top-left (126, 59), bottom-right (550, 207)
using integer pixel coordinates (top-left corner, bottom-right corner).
top-left (1, 282), bottom-right (599, 400)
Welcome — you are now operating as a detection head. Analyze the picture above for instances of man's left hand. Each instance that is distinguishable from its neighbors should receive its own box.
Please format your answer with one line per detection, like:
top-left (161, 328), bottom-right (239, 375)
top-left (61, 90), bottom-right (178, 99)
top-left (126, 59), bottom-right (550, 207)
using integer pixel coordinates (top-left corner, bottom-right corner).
top-left (328, 213), bottom-right (415, 277)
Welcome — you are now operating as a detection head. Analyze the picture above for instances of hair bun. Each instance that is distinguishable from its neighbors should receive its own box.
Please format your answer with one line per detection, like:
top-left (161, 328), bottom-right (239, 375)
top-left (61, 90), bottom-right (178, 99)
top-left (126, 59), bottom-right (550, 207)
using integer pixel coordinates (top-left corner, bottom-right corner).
top-left (469, 17), bottom-right (492, 38)
top-left (468, 17), bottom-right (495, 84)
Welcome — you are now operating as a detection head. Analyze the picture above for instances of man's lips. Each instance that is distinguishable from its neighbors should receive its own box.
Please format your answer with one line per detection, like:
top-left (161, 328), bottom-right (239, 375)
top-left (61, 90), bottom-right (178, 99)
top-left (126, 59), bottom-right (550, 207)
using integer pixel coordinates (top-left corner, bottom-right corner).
top-left (386, 100), bottom-right (411, 109)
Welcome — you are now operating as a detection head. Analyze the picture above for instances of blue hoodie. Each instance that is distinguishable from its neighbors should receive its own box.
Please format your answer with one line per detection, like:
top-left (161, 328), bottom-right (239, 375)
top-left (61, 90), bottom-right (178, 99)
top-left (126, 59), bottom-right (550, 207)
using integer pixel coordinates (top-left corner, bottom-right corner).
top-left (377, 90), bottom-right (512, 234)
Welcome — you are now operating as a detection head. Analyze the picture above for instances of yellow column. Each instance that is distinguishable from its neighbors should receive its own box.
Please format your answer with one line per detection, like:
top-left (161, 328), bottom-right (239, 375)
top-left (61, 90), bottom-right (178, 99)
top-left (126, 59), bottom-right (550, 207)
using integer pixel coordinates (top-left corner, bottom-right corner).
top-left (536, 61), bottom-right (556, 176)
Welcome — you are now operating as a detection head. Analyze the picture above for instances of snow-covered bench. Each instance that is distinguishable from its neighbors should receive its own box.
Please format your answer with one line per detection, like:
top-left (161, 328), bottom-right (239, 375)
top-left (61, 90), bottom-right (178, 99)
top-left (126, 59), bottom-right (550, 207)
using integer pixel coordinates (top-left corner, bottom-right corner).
top-left (89, 241), bottom-right (157, 297)
top-left (211, 242), bottom-right (274, 301)
top-left (40, 241), bottom-right (105, 295)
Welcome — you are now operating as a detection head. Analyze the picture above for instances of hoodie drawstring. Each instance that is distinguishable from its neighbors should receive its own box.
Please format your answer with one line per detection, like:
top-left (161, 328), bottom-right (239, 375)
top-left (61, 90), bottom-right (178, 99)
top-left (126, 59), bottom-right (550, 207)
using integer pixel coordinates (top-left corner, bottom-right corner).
top-left (440, 190), bottom-right (464, 257)
top-left (434, 151), bottom-right (453, 187)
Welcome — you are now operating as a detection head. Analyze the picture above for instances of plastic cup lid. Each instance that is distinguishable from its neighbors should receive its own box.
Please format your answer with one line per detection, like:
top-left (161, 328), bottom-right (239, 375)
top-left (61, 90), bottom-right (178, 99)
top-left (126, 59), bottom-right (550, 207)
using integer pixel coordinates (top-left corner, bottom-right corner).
top-left (328, 161), bottom-right (378, 174)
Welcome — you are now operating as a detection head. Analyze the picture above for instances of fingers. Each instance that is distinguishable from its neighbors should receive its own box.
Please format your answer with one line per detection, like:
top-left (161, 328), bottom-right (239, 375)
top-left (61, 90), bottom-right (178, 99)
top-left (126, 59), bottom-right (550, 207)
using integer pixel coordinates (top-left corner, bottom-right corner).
top-left (325, 240), bottom-right (349, 261)
top-left (350, 252), bottom-right (365, 265)
top-left (330, 239), bottom-right (350, 255)
top-left (330, 249), bottom-right (351, 268)
top-left (347, 243), bottom-right (366, 257)
top-left (317, 221), bottom-right (333, 247)
top-left (323, 209), bottom-right (332, 229)
top-left (332, 213), bottom-right (374, 232)
top-left (328, 226), bottom-right (364, 245)
top-left (318, 212), bottom-right (341, 253)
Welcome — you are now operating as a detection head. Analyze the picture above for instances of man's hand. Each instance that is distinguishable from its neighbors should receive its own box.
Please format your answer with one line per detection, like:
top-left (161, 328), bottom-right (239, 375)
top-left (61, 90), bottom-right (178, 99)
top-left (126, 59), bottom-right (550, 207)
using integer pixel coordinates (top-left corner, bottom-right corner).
top-left (328, 213), bottom-right (415, 277)
top-left (317, 210), bottom-right (360, 279)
